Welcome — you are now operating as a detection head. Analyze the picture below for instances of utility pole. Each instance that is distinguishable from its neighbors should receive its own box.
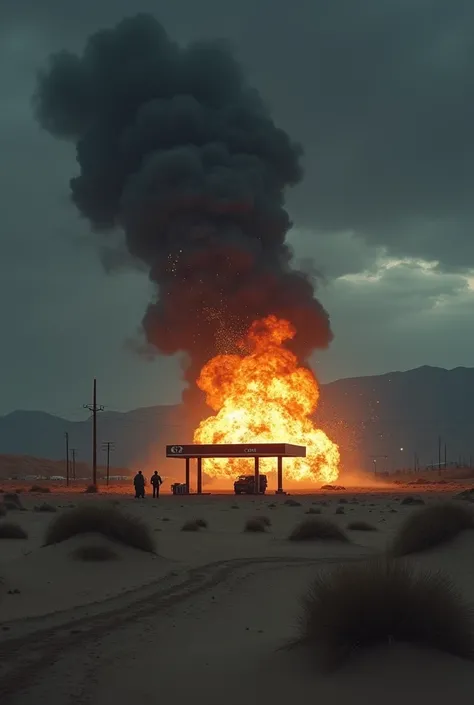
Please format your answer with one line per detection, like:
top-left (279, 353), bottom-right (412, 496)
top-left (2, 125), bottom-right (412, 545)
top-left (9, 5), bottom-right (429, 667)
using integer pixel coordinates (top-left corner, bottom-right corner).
top-left (438, 435), bottom-right (442, 475)
top-left (64, 432), bottom-right (70, 487)
top-left (83, 378), bottom-right (104, 488)
top-left (71, 449), bottom-right (77, 480)
top-left (444, 443), bottom-right (447, 469)
top-left (101, 441), bottom-right (116, 486)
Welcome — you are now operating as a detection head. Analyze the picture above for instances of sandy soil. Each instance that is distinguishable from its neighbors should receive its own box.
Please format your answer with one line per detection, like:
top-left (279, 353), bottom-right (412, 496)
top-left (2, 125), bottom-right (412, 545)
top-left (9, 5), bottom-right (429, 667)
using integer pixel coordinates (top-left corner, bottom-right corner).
top-left (0, 487), bottom-right (473, 703)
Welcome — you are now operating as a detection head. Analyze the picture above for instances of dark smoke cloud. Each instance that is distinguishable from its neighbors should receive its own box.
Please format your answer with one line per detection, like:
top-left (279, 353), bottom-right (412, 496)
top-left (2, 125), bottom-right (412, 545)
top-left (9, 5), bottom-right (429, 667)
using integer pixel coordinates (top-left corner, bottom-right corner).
top-left (33, 13), bottom-right (331, 401)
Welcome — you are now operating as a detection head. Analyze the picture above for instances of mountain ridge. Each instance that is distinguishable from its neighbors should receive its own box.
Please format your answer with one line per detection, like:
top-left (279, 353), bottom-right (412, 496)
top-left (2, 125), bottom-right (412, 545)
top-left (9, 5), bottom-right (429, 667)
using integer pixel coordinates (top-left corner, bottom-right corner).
top-left (1, 365), bottom-right (472, 473)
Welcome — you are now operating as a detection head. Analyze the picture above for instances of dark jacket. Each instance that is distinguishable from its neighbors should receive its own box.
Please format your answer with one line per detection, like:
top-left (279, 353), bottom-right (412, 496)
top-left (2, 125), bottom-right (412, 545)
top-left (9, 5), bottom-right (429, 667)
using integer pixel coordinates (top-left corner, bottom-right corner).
top-left (134, 473), bottom-right (145, 489)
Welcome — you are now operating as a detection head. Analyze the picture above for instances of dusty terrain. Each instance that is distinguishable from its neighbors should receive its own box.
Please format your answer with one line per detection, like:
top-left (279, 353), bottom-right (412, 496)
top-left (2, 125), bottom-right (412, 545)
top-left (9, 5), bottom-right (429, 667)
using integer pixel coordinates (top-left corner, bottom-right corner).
top-left (0, 453), bottom-right (130, 481)
top-left (0, 486), bottom-right (474, 704)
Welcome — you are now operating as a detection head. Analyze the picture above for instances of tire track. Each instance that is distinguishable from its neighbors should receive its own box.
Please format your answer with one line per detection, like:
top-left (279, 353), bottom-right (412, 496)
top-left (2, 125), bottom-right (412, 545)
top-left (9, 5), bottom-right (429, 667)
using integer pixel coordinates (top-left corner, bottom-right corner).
top-left (0, 551), bottom-right (370, 701)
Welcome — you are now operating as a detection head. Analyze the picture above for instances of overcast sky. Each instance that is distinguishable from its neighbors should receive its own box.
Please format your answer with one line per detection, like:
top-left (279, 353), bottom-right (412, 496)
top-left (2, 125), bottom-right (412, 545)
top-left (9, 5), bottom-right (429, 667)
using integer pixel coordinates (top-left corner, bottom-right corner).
top-left (1, 0), bottom-right (473, 419)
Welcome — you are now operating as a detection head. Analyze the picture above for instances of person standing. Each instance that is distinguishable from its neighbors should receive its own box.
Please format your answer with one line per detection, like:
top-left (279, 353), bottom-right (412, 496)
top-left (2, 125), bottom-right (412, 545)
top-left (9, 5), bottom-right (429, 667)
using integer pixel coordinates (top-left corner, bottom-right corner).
top-left (151, 471), bottom-right (163, 498)
top-left (133, 470), bottom-right (145, 499)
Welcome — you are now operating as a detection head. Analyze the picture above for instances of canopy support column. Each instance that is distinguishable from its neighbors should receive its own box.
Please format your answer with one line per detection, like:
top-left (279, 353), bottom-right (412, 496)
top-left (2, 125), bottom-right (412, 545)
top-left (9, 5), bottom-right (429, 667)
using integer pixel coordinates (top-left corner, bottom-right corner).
top-left (197, 457), bottom-right (203, 494)
top-left (254, 456), bottom-right (260, 494)
top-left (276, 456), bottom-right (284, 494)
top-left (185, 457), bottom-right (190, 494)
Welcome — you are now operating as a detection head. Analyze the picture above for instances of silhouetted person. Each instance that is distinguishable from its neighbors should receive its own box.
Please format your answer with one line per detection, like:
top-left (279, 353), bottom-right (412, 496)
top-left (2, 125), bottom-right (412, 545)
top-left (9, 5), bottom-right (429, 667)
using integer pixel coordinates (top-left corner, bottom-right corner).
top-left (133, 470), bottom-right (145, 498)
top-left (151, 471), bottom-right (163, 498)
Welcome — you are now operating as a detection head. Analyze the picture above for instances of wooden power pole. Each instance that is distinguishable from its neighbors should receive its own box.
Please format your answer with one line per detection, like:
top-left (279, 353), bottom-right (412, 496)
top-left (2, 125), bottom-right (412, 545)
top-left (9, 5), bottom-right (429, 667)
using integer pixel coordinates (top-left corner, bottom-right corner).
top-left (71, 449), bottom-right (77, 480)
top-left (83, 378), bottom-right (104, 488)
top-left (65, 432), bottom-right (70, 487)
top-left (101, 441), bottom-right (116, 486)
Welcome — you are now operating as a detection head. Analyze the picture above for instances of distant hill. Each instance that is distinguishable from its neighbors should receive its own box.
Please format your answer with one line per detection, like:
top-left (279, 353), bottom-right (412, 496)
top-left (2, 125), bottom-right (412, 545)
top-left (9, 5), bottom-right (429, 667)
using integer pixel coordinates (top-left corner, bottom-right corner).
top-left (0, 366), bottom-right (472, 477)
top-left (317, 365), bottom-right (474, 472)
top-left (0, 405), bottom-right (180, 471)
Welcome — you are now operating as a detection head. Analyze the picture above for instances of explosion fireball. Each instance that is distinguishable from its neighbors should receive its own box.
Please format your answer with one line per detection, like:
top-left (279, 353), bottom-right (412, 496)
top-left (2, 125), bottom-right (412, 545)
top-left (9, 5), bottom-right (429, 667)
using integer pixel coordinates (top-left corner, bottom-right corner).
top-left (194, 315), bottom-right (339, 484)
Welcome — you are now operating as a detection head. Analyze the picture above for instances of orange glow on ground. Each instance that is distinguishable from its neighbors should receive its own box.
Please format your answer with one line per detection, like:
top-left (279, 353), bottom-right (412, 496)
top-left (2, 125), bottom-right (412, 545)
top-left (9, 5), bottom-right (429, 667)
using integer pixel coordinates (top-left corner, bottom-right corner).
top-left (193, 315), bottom-right (340, 485)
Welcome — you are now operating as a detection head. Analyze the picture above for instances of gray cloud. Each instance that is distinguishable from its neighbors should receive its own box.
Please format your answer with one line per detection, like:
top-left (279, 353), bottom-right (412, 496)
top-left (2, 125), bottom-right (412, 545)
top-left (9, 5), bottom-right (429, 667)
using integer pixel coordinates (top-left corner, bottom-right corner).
top-left (290, 229), bottom-right (383, 280)
top-left (314, 262), bottom-right (474, 380)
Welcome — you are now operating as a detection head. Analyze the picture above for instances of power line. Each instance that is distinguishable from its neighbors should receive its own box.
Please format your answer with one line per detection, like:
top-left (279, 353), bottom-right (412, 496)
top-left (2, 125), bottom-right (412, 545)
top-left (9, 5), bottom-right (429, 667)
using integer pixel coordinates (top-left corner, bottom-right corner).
top-left (83, 378), bottom-right (104, 488)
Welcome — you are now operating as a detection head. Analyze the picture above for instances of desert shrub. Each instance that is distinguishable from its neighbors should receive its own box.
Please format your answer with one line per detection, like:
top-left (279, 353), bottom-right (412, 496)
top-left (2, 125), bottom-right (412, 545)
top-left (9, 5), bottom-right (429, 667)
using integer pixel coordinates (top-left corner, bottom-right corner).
top-left (4, 501), bottom-right (23, 511)
top-left (181, 519), bottom-right (201, 531)
top-left (297, 558), bottom-right (474, 670)
top-left (0, 522), bottom-right (28, 539)
top-left (259, 515), bottom-right (271, 527)
top-left (84, 484), bottom-right (98, 494)
top-left (335, 507), bottom-right (345, 515)
top-left (401, 496), bottom-right (425, 506)
top-left (30, 485), bottom-right (51, 493)
top-left (289, 518), bottom-right (349, 543)
top-left (72, 545), bottom-right (118, 562)
top-left (306, 507), bottom-right (322, 515)
top-left (284, 498), bottom-right (302, 507)
top-left (4, 493), bottom-right (22, 508)
top-left (181, 518), bottom-right (208, 531)
top-left (391, 502), bottom-right (474, 557)
top-left (455, 488), bottom-right (474, 502)
top-left (347, 521), bottom-right (377, 532)
top-left (44, 505), bottom-right (155, 553)
top-left (244, 517), bottom-right (267, 533)
top-left (34, 502), bottom-right (57, 513)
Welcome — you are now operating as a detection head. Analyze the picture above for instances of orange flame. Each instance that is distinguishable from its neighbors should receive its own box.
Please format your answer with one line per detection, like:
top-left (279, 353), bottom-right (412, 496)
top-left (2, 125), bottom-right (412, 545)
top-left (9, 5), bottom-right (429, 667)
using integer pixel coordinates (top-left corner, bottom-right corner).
top-left (193, 315), bottom-right (339, 484)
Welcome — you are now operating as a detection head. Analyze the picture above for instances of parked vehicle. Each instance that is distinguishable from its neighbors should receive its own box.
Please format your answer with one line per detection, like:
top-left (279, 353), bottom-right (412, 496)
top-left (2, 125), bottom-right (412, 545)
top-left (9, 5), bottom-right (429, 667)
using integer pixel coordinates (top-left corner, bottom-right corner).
top-left (234, 474), bottom-right (267, 495)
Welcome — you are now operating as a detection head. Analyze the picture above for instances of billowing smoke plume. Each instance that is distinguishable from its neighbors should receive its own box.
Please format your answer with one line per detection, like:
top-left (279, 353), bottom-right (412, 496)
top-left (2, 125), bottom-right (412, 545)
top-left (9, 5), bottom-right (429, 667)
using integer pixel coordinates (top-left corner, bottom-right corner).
top-left (34, 14), bottom-right (332, 401)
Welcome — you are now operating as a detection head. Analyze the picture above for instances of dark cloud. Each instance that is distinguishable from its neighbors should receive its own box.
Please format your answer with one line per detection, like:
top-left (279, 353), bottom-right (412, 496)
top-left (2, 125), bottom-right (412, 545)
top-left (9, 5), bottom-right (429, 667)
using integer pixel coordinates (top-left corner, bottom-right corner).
top-left (232, 0), bottom-right (474, 271)
top-left (5, 0), bottom-right (474, 272)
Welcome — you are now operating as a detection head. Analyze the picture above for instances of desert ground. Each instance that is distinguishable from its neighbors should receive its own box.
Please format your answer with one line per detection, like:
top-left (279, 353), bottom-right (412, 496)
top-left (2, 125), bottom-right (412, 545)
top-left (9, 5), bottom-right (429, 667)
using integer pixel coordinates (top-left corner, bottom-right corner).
top-left (0, 484), bottom-right (474, 703)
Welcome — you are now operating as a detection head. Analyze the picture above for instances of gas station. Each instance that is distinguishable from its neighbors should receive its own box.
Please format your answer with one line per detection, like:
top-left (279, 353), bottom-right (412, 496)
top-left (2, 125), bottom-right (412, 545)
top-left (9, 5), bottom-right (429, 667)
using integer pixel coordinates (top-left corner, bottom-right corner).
top-left (165, 443), bottom-right (307, 494)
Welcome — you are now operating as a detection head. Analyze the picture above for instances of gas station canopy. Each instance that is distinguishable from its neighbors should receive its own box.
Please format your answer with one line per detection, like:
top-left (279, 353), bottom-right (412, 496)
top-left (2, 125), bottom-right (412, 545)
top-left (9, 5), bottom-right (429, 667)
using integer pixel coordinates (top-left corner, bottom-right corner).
top-left (165, 443), bottom-right (307, 458)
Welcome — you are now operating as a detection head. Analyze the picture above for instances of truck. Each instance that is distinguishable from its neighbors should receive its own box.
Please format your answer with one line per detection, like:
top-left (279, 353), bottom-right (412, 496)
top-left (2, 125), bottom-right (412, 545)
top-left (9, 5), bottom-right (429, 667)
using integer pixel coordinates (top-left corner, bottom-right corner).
top-left (234, 474), bottom-right (268, 495)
